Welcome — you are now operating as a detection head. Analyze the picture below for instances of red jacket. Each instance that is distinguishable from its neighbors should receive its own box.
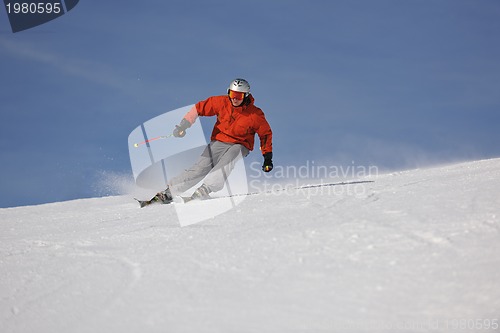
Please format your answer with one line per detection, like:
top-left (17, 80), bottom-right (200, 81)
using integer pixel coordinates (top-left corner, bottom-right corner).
top-left (184, 95), bottom-right (273, 154)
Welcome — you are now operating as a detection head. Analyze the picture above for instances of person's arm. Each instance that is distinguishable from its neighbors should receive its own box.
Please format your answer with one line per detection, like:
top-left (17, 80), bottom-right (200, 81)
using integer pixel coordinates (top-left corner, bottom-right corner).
top-left (256, 112), bottom-right (273, 172)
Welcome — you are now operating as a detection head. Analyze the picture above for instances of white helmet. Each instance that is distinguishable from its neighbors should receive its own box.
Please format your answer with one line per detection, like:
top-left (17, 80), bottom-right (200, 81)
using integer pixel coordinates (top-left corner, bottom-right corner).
top-left (228, 78), bottom-right (250, 97)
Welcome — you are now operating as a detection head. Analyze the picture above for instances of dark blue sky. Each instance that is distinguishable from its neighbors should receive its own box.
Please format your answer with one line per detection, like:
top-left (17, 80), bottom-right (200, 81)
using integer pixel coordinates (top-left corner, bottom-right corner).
top-left (1, 0), bottom-right (499, 208)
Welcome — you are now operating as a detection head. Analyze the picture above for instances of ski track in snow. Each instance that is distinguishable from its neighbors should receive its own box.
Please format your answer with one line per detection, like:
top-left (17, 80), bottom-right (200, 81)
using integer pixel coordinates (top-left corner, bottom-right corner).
top-left (1, 158), bottom-right (500, 332)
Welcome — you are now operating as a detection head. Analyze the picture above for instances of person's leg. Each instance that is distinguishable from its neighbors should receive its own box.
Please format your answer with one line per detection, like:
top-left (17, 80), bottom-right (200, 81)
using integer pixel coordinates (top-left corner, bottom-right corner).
top-left (202, 143), bottom-right (249, 193)
top-left (167, 143), bottom-right (216, 195)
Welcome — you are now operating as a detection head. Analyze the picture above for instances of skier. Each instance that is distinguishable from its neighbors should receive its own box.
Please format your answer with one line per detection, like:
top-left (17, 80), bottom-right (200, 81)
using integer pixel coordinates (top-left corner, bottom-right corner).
top-left (152, 78), bottom-right (273, 204)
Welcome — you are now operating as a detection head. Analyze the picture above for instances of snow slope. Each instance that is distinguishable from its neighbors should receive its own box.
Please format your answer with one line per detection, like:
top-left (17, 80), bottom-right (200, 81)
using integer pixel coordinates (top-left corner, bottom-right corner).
top-left (1, 159), bottom-right (500, 333)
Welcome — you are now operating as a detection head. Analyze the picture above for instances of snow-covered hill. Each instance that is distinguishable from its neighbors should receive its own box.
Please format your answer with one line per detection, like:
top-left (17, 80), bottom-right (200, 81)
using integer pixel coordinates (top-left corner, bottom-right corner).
top-left (1, 159), bottom-right (500, 333)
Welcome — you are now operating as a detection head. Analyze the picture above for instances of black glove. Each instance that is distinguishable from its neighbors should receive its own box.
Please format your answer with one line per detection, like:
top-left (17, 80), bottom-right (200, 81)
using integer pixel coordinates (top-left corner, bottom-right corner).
top-left (262, 152), bottom-right (273, 172)
top-left (173, 118), bottom-right (191, 138)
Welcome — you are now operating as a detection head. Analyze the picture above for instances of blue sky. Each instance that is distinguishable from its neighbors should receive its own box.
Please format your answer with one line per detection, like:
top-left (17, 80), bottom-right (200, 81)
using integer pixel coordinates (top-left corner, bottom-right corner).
top-left (1, 0), bottom-right (499, 208)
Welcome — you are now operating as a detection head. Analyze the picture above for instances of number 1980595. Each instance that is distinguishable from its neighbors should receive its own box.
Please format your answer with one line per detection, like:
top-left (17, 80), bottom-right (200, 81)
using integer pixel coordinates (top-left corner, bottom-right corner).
top-left (6, 2), bottom-right (62, 14)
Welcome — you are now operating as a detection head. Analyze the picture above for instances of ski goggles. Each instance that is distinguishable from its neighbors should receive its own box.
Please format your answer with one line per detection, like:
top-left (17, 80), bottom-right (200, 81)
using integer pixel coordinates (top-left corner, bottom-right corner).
top-left (228, 90), bottom-right (246, 100)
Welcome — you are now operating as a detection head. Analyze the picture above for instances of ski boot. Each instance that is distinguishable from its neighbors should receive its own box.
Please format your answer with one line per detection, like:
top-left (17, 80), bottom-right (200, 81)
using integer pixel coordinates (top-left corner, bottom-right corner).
top-left (155, 187), bottom-right (173, 204)
top-left (190, 184), bottom-right (211, 200)
top-left (136, 187), bottom-right (173, 208)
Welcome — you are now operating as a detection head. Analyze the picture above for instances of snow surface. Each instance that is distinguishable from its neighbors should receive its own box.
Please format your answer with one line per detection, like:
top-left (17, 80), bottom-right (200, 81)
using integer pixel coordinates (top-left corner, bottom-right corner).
top-left (1, 159), bottom-right (500, 333)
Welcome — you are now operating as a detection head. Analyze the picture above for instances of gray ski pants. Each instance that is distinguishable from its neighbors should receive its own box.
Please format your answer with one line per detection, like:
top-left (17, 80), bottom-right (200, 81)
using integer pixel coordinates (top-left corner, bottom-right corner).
top-left (168, 141), bottom-right (249, 194)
